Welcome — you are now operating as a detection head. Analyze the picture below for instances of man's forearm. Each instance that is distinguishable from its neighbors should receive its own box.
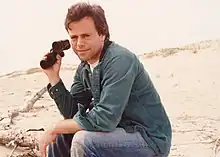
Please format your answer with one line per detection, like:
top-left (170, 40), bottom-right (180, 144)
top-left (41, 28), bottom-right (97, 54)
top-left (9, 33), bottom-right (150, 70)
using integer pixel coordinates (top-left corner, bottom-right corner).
top-left (47, 80), bottom-right (79, 119)
top-left (51, 119), bottom-right (83, 135)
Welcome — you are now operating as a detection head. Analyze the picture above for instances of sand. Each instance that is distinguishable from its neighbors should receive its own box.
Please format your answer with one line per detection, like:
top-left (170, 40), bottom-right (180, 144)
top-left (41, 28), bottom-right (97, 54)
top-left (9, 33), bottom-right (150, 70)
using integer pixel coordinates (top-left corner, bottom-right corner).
top-left (0, 39), bottom-right (219, 157)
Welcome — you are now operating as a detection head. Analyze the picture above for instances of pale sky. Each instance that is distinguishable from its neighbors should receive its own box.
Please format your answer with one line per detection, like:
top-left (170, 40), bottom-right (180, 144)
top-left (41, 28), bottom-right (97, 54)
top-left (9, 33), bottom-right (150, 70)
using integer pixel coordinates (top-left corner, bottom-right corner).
top-left (0, 0), bottom-right (220, 74)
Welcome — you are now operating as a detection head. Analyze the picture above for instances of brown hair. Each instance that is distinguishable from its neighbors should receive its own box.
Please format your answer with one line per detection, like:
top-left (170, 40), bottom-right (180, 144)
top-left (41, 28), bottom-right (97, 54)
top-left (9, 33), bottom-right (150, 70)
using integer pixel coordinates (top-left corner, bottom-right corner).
top-left (64, 2), bottom-right (110, 41)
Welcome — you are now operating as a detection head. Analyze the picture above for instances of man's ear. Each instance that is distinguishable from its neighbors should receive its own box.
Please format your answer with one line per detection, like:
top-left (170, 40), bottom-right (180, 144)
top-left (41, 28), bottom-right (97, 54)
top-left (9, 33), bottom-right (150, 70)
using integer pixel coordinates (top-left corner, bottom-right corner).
top-left (100, 35), bottom-right (106, 42)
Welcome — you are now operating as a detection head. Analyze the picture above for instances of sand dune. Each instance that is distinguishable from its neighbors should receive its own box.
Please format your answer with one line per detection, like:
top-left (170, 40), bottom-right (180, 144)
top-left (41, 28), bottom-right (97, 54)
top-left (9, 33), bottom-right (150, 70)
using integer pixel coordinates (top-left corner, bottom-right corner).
top-left (0, 39), bottom-right (219, 157)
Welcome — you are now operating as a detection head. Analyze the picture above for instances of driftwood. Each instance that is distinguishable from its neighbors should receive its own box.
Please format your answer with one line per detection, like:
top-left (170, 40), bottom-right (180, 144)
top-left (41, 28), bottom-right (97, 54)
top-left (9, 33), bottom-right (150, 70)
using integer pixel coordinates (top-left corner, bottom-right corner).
top-left (0, 87), bottom-right (48, 157)
top-left (0, 130), bottom-right (39, 149)
top-left (0, 129), bottom-right (41, 157)
top-left (0, 87), bottom-right (48, 126)
top-left (20, 86), bottom-right (47, 112)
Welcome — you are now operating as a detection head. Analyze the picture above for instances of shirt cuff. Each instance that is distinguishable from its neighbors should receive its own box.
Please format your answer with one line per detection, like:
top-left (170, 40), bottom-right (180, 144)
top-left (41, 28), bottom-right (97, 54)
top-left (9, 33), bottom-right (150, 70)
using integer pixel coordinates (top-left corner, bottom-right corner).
top-left (47, 80), bottom-right (66, 99)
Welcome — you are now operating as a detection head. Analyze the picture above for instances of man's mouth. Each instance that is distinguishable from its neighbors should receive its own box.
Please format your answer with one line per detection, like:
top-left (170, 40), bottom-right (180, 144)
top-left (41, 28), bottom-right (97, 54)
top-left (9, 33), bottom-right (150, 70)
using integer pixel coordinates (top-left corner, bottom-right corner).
top-left (76, 49), bottom-right (90, 52)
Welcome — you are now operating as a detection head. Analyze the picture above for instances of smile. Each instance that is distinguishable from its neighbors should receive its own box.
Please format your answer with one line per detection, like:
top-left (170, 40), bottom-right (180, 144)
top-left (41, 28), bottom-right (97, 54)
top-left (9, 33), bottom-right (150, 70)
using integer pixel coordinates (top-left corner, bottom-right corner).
top-left (77, 49), bottom-right (90, 52)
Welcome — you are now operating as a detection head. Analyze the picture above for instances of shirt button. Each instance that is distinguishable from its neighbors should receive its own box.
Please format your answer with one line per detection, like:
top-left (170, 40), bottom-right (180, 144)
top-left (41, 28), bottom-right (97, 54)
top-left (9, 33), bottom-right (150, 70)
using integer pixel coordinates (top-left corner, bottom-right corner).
top-left (55, 89), bottom-right (58, 92)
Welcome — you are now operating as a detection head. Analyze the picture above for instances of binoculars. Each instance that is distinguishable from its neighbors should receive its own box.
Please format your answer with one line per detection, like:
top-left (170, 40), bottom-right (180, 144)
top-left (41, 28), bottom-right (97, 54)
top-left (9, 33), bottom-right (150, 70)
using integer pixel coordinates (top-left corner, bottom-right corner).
top-left (40, 39), bottom-right (70, 69)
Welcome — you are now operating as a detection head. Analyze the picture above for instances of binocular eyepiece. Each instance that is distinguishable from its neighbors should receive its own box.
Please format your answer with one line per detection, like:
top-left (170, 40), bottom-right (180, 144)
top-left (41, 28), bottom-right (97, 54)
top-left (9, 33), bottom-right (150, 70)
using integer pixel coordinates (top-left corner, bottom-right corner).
top-left (40, 39), bottom-right (70, 69)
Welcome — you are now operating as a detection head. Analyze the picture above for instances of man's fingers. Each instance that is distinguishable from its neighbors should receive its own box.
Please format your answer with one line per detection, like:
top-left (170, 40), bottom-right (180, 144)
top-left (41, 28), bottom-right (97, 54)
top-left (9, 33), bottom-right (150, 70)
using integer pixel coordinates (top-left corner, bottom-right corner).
top-left (39, 141), bottom-right (46, 157)
top-left (44, 145), bottom-right (47, 157)
top-left (56, 54), bottom-right (62, 64)
top-left (56, 54), bottom-right (62, 60)
top-left (40, 144), bottom-right (47, 157)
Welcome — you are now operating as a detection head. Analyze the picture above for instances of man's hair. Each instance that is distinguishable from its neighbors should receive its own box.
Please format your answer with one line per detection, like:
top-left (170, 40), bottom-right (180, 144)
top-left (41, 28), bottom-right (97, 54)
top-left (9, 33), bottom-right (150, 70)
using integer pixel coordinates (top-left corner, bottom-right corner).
top-left (64, 2), bottom-right (110, 41)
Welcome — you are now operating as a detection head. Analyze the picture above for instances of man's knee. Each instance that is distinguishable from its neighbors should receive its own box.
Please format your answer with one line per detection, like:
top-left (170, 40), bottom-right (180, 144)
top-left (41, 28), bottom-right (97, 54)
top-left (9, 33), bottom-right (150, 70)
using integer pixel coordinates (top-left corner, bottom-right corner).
top-left (72, 130), bottom-right (87, 144)
top-left (71, 130), bottom-right (87, 157)
top-left (70, 130), bottom-right (95, 157)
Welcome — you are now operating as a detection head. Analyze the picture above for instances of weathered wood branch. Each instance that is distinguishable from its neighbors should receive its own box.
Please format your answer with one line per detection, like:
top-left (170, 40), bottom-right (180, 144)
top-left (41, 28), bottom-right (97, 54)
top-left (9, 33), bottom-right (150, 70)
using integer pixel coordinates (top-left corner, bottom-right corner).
top-left (20, 86), bottom-right (47, 112)
top-left (0, 87), bottom-right (48, 156)
top-left (0, 130), bottom-right (39, 150)
top-left (2, 87), bottom-right (48, 126)
top-left (0, 129), bottom-right (41, 157)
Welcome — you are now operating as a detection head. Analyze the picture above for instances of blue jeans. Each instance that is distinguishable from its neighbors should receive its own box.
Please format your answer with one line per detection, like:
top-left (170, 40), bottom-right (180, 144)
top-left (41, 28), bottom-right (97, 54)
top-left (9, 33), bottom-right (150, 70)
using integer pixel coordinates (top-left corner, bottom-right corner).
top-left (48, 128), bottom-right (158, 157)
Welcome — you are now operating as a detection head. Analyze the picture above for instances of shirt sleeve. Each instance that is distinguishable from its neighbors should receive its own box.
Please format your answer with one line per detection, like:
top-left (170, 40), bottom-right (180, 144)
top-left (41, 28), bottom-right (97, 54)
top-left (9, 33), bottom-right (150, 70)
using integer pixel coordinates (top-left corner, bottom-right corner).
top-left (73, 54), bottom-right (138, 131)
top-left (47, 66), bottom-right (92, 119)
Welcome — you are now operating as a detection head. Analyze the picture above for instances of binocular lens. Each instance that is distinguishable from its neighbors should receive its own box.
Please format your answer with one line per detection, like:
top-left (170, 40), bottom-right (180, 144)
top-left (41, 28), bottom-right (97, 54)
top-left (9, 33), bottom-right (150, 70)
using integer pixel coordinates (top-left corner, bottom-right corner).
top-left (52, 40), bottom-right (70, 51)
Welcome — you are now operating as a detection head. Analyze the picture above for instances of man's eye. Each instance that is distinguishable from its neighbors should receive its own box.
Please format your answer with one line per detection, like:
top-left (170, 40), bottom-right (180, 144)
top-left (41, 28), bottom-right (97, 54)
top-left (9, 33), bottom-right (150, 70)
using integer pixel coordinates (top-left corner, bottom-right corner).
top-left (83, 34), bottom-right (90, 38)
top-left (71, 36), bottom-right (77, 40)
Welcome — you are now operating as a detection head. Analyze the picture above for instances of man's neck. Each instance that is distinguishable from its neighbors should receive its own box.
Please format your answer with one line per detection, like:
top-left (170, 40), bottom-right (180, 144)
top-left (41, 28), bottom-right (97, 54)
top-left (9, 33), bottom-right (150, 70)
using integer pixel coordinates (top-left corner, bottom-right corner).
top-left (87, 58), bottom-right (99, 65)
top-left (87, 42), bottom-right (104, 64)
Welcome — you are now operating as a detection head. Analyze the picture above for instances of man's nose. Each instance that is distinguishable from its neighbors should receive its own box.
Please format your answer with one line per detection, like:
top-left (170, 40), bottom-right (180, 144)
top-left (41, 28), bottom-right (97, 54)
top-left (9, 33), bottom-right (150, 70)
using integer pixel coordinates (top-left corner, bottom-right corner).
top-left (76, 37), bottom-right (85, 48)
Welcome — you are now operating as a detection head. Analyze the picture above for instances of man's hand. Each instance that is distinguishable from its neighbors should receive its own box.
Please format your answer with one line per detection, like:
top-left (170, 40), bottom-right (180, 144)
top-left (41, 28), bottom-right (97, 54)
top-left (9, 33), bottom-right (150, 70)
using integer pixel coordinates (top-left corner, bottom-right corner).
top-left (39, 130), bottom-right (57, 157)
top-left (38, 120), bottom-right (82, 156)
top-left (41, 54), bottom-right (62, 86)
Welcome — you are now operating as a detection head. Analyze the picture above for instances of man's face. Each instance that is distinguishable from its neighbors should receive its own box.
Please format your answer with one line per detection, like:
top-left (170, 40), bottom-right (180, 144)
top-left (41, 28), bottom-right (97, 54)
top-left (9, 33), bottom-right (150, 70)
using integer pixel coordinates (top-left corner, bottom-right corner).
top-left (67, 16), bottom-right (105, 64)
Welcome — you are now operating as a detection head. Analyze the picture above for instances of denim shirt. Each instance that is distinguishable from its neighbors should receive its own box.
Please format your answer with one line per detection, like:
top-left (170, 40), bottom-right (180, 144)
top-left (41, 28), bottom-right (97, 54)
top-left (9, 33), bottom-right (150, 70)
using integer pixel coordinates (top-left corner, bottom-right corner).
top-left (47, 41), bottom-right (172, 156)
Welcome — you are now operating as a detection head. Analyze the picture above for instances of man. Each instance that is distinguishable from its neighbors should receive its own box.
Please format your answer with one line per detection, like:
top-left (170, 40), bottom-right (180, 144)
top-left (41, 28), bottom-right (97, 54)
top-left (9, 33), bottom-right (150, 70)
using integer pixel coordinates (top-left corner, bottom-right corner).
top-left (39, 2), bottom-right (172, 157)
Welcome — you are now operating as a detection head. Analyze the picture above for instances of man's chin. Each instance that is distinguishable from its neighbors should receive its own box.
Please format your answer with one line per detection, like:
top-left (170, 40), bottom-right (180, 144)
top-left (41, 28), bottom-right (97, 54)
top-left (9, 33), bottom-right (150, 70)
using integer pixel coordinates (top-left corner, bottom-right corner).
top-left (78, 56), bottom-right (88, 62)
